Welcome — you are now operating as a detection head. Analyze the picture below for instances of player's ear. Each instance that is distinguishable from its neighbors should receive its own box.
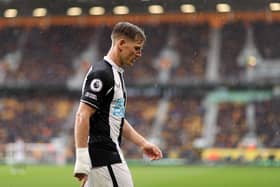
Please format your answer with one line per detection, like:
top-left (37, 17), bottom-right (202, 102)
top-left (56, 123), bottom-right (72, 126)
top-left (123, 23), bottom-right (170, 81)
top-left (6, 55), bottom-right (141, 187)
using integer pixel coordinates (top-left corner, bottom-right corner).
top-left (118, 38), bottom-right (126, 51)
top-left (119, 38), bottom-right (127, 46)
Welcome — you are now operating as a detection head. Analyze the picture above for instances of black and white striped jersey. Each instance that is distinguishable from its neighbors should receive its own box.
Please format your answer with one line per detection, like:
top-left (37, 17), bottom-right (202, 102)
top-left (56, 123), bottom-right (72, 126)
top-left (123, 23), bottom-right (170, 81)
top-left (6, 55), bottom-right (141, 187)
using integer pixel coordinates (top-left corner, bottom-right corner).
top-left (80, 56), bottom-right (127, 167)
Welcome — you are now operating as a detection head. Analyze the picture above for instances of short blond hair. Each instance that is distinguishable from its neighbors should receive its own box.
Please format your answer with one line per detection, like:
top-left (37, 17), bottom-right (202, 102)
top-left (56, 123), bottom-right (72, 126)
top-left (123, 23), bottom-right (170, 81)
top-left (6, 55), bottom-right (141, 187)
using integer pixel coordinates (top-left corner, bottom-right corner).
top-left (111, 22), bottom-right (146, 42)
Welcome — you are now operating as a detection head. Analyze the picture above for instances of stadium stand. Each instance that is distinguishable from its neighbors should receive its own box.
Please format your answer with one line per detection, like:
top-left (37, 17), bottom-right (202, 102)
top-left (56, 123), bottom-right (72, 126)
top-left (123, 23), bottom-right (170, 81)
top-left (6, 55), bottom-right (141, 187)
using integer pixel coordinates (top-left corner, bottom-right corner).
top-left (1, 14), bottom-right (280, 164)
top-left (0, 95), bottom-right (74, 143)
top-left (219, 22), bottom-right (246, 81)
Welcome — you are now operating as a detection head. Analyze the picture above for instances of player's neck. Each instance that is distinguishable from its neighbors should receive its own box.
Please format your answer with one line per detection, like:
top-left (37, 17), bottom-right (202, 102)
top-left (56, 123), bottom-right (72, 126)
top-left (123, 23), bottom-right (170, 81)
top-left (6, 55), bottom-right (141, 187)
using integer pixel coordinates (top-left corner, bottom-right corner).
top-left (107, 50), bottom-right (122, 68)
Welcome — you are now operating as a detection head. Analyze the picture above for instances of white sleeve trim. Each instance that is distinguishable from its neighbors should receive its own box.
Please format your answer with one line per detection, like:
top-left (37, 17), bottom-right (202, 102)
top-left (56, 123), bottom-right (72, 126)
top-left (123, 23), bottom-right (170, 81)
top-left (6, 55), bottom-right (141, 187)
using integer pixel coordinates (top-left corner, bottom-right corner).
top-left (80, 99), bottom-right (100, 110)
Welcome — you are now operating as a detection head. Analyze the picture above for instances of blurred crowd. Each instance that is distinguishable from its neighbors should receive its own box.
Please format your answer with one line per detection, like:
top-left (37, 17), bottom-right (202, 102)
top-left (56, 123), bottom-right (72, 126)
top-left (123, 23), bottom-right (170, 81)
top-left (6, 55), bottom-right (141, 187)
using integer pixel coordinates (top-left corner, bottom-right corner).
top-left (161, 96), bottom-right (204, 161)
top-left (0, 21), bottom-right (280, 161)
top-left (1, 21), bottom-right (279, 85)
top-left (0, 95), bottom-right (74, 143)
top-left (255, 99), bottom-right (280, 147)
top-left (214, 102), bottom-right (248, 148)
top-left (0, 23), bottom-right (210, 85)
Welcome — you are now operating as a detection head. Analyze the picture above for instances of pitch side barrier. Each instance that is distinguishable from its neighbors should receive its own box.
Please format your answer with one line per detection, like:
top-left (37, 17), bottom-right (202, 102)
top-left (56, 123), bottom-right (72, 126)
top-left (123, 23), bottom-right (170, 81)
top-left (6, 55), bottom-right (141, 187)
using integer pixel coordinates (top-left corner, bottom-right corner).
top-left (202, 148), bottom-right (280, 166)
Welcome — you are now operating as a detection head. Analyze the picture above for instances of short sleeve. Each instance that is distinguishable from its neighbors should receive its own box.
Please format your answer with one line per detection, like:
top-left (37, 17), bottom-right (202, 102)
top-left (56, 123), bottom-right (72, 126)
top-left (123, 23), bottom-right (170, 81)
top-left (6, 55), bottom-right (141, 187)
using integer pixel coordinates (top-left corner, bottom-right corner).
top-left (80, 67), bottom-right (113, 109)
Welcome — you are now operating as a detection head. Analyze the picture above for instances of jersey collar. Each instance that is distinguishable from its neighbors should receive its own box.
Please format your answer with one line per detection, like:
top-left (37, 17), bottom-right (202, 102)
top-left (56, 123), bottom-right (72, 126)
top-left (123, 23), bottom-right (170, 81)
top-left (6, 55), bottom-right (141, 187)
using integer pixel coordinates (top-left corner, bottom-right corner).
top-left (104, 56), bottom-right (124, 74)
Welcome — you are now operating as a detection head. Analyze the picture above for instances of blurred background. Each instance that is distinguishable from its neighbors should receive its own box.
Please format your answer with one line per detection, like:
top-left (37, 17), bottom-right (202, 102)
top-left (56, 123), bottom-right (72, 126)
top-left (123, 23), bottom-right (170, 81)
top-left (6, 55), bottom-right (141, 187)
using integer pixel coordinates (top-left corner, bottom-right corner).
top-left (1, 0), bottom-right (280, 168)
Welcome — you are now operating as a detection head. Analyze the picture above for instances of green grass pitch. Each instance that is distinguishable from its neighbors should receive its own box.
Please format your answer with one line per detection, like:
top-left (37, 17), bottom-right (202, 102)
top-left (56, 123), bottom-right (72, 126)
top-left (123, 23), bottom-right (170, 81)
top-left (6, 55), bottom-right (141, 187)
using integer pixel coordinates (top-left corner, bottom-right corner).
top-left (0, 165), bottom-right (280, 187)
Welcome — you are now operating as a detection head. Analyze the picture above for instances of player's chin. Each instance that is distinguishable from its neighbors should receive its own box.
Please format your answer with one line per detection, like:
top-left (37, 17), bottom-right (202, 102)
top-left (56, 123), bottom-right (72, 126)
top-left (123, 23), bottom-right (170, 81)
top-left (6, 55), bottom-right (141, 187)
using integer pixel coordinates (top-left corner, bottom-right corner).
top-left (127, 60), bottom-right (135, 66)
top-left (131, 57), bottom-right (138, 64)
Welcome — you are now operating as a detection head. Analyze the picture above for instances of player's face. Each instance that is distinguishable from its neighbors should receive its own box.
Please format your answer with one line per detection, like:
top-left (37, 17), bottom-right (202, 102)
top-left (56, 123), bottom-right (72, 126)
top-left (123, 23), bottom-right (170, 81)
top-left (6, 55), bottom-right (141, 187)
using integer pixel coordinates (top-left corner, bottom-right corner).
top-left (120, 38), bottom-right (144, 67)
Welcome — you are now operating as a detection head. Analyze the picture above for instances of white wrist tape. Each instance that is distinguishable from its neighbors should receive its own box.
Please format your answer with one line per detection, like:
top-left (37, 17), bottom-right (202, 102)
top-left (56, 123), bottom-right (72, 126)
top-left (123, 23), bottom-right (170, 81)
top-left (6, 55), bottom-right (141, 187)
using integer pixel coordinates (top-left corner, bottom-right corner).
top-left (74, 148), bottom-right (91, 175)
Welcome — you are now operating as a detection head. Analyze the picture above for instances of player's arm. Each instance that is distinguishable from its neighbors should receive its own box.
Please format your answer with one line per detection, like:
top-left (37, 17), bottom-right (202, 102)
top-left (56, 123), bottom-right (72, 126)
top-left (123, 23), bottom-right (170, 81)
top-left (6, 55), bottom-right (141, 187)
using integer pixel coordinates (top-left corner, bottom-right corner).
top-left (122, 119), bottom-right (162, 160)
top-left (74, 102), bottom-right (96, 180)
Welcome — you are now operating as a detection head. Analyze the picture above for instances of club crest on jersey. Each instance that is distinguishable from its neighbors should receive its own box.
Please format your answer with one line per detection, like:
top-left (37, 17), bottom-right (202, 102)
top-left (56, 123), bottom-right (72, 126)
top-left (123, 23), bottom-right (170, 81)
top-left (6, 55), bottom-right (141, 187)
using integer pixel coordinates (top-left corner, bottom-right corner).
top-left (90, 79), bottom-right (103, 92)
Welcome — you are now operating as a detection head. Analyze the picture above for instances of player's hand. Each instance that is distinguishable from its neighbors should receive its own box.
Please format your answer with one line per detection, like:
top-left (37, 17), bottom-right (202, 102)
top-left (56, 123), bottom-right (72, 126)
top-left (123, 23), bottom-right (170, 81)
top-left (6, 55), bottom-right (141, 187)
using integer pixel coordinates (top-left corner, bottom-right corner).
top-left (141, 142), bottom-right (163, 160)
top-left (74, 173), bottom-right (88, 187)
